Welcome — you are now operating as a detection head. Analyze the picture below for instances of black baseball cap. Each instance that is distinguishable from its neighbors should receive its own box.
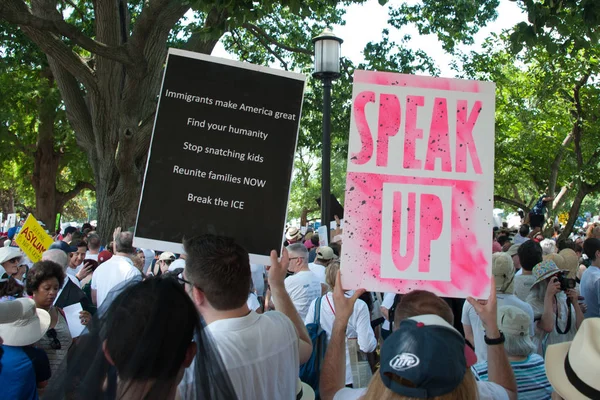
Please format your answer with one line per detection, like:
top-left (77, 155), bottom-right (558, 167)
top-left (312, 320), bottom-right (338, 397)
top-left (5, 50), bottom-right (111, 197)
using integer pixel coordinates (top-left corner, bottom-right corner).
top-left (380, 315), bottom-right (466, 398)
top-left (49, 241), bottom-right (78, 255)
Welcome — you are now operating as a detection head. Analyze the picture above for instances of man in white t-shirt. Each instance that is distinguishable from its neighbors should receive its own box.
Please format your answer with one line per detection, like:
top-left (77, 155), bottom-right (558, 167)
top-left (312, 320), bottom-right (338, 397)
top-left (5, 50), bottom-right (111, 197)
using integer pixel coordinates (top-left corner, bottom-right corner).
top-left (463, 252), bottom-right (534, 362)
top-left (179, 234), bottom-right (312, 400)
top-left (285, 243), bottom-right (322, 320)
top-left (514, 240), bottom-right (543, 301)
top-left (91, 230), bottom-right (141, 308)
top-left (85, 233), bottom-right (101, 261)
top-left (321, 283), bottom-right (517, 400)
top-left (308, 246), bottom-right (333, 293)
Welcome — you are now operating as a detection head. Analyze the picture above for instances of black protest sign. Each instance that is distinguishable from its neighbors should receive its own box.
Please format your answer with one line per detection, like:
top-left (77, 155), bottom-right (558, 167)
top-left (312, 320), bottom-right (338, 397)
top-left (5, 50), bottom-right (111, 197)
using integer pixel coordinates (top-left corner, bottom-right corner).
top-left (134, 49), bottom-right (305, 263)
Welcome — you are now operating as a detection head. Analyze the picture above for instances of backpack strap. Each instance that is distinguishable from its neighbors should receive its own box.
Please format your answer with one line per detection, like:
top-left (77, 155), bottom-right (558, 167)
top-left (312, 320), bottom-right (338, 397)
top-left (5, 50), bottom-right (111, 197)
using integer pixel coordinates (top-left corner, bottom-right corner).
top-left (314, 296), bottom-right (323, 325)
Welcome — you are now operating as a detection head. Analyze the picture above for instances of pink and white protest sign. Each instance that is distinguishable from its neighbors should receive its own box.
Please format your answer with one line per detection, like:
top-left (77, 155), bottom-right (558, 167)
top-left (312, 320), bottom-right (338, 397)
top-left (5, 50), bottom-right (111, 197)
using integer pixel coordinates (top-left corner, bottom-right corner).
top-left (341, 70), bottom-right (495, 299)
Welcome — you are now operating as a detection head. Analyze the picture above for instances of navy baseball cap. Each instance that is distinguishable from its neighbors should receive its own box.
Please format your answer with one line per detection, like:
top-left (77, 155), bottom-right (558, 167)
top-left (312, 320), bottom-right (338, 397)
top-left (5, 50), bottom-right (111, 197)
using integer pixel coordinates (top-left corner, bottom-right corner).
top-left (49, 241), bottom-right (78, 254)
top-left (380, 314), bottom-right (466, 398)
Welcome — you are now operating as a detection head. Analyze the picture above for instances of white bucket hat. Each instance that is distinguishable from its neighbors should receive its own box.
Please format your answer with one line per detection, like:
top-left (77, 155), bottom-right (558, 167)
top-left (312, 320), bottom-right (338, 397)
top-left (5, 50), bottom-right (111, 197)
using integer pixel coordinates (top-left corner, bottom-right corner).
top-left (0, 247), bottom-right (22, 265)
top-left (545, 318), bottom-right (600, 399)
top-left (0, 298), bottom-right (51, 346)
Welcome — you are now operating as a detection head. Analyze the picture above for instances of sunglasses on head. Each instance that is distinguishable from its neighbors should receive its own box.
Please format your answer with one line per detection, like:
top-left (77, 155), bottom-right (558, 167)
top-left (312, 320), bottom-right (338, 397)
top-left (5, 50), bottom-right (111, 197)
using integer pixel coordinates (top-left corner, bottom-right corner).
top-left (47, 328), bottom-right (61, 350)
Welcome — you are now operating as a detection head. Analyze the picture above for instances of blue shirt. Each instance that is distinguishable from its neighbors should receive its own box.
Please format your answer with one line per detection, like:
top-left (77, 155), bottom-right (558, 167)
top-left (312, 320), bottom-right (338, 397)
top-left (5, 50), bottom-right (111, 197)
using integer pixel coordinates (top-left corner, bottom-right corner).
top-left (580, 266), bottom-right (600, 318)
top-left (473, 353), bottom-right (552, 400)
top-left (0, 345), bottom-right (51, 400)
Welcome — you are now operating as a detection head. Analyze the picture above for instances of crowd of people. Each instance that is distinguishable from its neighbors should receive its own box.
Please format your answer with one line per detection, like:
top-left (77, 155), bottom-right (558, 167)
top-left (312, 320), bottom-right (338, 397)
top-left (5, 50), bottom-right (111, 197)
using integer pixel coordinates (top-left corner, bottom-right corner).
top-left (0, 215), bottom-right (599, 400)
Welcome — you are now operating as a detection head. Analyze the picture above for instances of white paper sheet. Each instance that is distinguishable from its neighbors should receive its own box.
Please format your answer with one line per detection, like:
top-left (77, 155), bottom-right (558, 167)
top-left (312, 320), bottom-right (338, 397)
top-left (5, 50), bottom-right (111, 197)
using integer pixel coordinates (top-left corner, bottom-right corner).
top-left (62, 303), bottom-right (86, 338)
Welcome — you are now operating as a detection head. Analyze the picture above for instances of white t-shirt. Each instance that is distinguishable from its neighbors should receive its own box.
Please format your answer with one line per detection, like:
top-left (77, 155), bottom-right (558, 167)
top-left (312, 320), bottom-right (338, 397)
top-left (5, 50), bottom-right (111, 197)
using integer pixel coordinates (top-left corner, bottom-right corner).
top-left (91, 255), bottom-right (140, 307)
top-left (284, 270), bottom-right (322, 320)
top-left (381, 293), bottom-right (396, 331)
top-left (462, 293), bottom-right (535, 362)
top-left (250, 264), bottom-right (266, 296)
top-left (179, 311), bottom-right (299, 400)
top-left (247, 292), bottom-right (261, 311)
top-left (305, 293), bottom-right (377, 385)
top-left (66, 263), bottom-right (83, 278)
top-left (308, 262), bottom-right (327, 285)
top-left (333, 379), bottom-right (509, 400)
top-left (85, 251), bottom-right (99, 261)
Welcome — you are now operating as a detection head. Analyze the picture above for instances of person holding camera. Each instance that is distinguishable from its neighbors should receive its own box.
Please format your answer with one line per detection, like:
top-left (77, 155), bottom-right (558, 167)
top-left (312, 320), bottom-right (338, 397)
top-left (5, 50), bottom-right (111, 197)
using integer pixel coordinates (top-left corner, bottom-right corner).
top-left (526, 260), bottom-right (584, 356)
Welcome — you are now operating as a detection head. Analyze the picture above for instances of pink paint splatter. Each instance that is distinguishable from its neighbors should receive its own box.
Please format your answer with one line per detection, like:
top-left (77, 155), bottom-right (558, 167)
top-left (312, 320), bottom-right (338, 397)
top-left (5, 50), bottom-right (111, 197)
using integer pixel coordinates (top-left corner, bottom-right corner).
top-left (354, 70), bottom-right (483, 93)
top-left (456, 100), bottom-right (483, 174)
top-left (425, 97), bottom-right (452, 172)
top-left (342, 172), bottom-right (491, 298)
top-left (403, 95), bottom-right (424, 169)
top-left (391, 192), bottom-right (415, 271)
top-left (351, 91), bottom-right (375, 165)
top-left (376, 94), bottom-right (401, 167)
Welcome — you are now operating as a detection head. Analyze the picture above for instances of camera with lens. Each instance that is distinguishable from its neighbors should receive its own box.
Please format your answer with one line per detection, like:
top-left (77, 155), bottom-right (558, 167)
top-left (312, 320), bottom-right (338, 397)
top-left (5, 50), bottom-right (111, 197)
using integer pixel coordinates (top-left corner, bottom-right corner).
top-left (555, 272), bottom-right (576, 291)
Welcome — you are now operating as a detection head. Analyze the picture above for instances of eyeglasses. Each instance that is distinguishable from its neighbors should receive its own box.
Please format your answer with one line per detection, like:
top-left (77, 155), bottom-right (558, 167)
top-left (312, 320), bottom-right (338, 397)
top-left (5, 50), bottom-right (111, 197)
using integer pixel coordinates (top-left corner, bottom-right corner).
top-left (175, 274), bottom-right (202, 292)
top-left (288, 257), bottom-right (304, 261)
top-left (47, 328), bottom-right (61, 350)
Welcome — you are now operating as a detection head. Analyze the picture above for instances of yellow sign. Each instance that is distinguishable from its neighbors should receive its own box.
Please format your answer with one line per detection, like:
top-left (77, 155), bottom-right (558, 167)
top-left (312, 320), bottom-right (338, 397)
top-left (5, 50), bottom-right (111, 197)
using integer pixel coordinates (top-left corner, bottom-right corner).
top-left (15, 214), bottom-right (54, 263)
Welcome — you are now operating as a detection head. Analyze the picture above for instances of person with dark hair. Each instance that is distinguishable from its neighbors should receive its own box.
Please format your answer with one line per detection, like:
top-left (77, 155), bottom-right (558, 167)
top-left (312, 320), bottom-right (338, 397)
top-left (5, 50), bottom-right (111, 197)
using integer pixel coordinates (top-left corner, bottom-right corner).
top-left (513, 224), bottom-right (530, 245)
top-left (67, 241), bottom-right (93, 285)
top-left (514, 240), bottom-right (543, 301)
top-left (91, 228), bottom-right (141, 308)
top-left (528, 194), bottom-right (553, 229)
top-left (580, 238), bottom-right (600, 318)
top-left (62, 226), bottom-right (77, 244)
top-left (26, 261), bottom-right (80, 381)
top-left (43, 275), bottom-right (237, 400)
top-left (0, 276), bottom-right (25, 300)
top-left (43, 249), bottom-right (94, 316)
top-left (180, 234), bottom-right (313, 399)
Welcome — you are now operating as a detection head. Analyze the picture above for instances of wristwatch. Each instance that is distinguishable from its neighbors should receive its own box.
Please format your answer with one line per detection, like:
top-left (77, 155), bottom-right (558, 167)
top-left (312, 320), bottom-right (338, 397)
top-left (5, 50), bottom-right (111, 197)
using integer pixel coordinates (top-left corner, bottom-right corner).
top-left (484, 331), bottom-right (505, 345)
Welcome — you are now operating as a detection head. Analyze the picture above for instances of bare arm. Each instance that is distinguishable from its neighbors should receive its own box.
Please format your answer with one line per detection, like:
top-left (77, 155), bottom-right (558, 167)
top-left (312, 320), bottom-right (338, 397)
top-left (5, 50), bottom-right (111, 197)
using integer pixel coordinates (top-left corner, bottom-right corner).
top-left (268, 249), bottom-right (312, 364)
top-left (380, 306), bottom-right (389, 321)
top-left (320, 271), bottom-right (365, 400)
top-left (320, 317), bottom-right (348, 400)
top-left (91, 289), bottom-right (97, 306)
top-left (467, 278), bottom-right (517, 400)
top-left (463, 324), bottom-right (474, 349)
top-left (567, 289), bottom-right (584, 330)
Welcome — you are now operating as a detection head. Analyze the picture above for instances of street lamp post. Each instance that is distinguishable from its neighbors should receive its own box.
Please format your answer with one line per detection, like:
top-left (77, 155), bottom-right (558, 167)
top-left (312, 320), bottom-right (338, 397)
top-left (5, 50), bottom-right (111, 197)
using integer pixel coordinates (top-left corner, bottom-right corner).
top-left (313, 28), bottom-right (342, 241)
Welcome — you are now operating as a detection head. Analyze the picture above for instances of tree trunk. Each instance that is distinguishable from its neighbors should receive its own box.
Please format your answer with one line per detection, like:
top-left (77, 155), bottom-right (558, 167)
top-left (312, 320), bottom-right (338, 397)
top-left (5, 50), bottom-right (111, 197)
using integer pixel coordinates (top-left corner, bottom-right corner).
top-left (300, 208), bottom-right (309, 226)
top-left (32, 83), bottom-right (61, 229)
top-left (558, 187), bottom-right (587, 241)
top-left (7, 0), bottom-right (226, 245)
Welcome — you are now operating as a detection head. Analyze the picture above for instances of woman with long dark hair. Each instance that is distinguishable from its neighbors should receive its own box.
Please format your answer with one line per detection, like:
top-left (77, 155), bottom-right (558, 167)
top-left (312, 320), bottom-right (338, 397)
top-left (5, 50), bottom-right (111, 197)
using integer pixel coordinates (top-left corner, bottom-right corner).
top-left (44, 274), bottom-right (236, 399)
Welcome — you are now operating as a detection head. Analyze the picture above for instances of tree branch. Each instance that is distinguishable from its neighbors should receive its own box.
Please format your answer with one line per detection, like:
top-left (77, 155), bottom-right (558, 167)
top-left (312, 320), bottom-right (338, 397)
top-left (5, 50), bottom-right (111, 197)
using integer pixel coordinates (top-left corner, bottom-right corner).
top-left (243, 23), bottom-right (312, 55)
top-left (571, 70), bottom-right (591, 169)
top-left (0, 0), bottom-right (134, 67)
top-left (494, 195), bottom-right (529, 212)
top-left (57, 181), bottom-right (95, 206)
top-left (237, 27), bottom-right (289, 70)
